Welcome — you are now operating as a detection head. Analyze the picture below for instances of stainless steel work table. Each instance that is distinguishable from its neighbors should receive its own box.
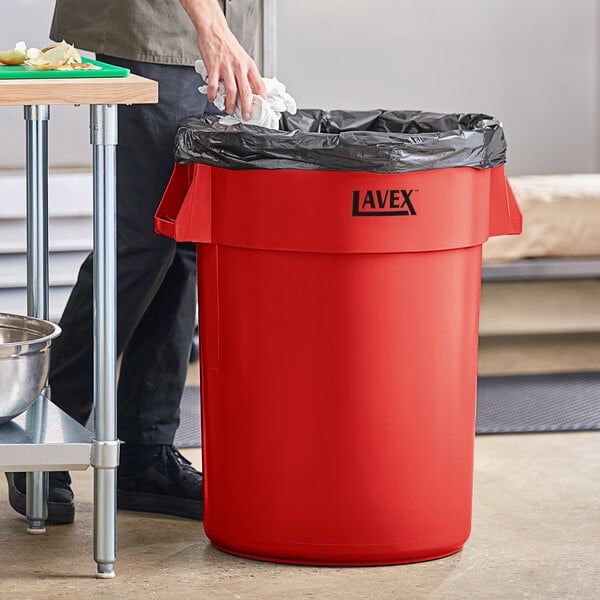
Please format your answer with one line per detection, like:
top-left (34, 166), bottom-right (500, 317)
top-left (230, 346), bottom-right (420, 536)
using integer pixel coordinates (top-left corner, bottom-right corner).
top-left (0, 75), bottom-right (158, 578)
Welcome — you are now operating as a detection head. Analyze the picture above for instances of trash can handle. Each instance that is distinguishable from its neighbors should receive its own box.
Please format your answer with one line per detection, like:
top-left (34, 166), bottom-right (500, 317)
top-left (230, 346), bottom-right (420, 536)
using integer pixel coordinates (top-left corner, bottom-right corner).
top-left (488, 166), bottom-right (522, 237)
top-left (154, 163), bottom-right (212, 242)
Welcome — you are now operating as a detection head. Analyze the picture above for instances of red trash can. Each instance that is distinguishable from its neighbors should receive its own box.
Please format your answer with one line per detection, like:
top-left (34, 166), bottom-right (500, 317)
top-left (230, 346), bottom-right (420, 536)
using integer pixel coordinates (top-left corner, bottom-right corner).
top-left (155, 112), bottom-right (522, 566)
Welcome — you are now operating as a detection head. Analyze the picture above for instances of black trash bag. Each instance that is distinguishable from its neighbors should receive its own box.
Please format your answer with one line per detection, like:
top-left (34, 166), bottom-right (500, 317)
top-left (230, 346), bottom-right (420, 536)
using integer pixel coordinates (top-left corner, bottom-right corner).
top-left (174, 109), bottom-right (506, 174)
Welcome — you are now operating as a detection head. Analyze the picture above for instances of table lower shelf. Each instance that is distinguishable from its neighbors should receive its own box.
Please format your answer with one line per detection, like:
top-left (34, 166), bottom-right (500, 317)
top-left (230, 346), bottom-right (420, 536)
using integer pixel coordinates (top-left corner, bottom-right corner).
top-left (0, 397), bottom-right (92, 471)
top-left (482, 257), bottom-right (600, 281)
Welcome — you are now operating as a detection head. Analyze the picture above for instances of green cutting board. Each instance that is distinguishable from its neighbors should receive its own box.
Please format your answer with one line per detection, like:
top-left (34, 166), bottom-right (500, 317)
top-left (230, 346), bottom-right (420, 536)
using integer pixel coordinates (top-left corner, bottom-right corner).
top-left (0, 57), bottom-right (130, 79)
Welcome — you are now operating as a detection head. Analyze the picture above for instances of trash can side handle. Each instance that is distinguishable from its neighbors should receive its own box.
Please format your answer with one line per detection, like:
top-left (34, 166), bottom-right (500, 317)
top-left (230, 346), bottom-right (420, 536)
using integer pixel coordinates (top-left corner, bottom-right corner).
top-left (488, 166), bottom-right (522, 238)
top-left (155, 163), bottom-right (212, 242)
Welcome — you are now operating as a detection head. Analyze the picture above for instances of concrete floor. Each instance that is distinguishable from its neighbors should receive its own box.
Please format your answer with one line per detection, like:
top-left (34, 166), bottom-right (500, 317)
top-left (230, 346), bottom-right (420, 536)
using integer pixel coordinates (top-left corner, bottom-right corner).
top-left (1, 432), bottom-right (599, 600)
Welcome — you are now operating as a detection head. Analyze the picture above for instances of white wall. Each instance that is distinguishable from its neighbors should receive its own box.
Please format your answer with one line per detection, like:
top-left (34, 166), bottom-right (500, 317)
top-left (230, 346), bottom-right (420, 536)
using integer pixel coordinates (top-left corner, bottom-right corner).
top-left (276, 0), bottom-right (600, 176)
top-left (1, 0), bottom-right (599, 176)
top-left (0, 0), bottom-right (91, 170)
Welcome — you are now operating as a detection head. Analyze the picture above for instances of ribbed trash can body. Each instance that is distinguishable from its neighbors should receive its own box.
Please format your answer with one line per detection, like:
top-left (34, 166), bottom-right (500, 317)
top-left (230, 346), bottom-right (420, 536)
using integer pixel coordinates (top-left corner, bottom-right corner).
top-left (156, 162), bottom-right (521, 565)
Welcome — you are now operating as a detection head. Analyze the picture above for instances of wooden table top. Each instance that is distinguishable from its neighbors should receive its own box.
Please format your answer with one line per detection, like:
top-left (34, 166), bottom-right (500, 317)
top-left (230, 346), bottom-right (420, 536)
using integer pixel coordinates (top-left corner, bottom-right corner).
top-left (0, 74), bottom-right (158, 106)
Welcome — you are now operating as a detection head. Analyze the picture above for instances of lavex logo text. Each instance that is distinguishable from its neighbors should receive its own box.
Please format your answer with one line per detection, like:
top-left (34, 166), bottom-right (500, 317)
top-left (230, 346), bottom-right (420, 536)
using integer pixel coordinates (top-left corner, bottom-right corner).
top-left (352, 189), bottom-right (418, 217)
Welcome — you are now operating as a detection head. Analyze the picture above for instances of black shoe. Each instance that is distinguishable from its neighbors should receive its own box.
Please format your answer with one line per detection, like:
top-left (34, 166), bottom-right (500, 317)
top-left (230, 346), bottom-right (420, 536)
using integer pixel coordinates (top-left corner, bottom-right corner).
top-left (5, 471), bottom-right (75, 525)
top-left (117, 445), bottom-right (203, 520)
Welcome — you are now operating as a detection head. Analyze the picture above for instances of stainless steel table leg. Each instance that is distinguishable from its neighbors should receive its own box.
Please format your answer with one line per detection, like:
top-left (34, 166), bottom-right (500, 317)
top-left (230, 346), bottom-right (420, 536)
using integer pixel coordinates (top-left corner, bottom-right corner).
top-left (90, 104), bottom-right (119, 579)
top-left (24, 104), bottom-right (50, 535)
top-left (24, 391), bottom-right (49, 534)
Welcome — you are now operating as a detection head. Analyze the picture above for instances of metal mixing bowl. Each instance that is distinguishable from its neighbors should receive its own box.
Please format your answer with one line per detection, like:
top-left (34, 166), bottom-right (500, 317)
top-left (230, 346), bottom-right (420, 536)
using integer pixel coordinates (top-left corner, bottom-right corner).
top-left (0, 312), bottom-right (61, 425)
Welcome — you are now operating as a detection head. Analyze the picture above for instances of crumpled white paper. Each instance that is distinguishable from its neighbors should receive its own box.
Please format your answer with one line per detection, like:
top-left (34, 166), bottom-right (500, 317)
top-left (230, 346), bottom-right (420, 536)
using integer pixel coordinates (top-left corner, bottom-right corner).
top-left (195, 59), bottom-right (296, 129)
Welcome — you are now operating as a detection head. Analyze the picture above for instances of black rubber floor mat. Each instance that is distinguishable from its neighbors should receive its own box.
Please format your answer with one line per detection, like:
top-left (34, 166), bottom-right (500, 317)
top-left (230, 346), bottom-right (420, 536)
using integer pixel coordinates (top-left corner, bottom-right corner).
top-left (174, 371), bottom-right (600, 447)
top-left (476, 371), bottom-right (600, 434)
top-left (174, 386), bottom-right (202, 448)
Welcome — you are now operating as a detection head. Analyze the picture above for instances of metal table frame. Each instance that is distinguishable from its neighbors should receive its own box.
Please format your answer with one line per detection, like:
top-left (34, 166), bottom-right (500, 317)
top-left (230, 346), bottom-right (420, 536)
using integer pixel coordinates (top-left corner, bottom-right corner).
top-left (0, 75), bottom-right (157, 578)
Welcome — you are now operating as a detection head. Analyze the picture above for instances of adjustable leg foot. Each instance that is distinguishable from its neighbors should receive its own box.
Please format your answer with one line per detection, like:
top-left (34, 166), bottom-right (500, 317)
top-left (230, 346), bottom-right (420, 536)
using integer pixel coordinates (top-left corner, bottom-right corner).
top-left (96, 563), bottom-right (116, 579)
top-left (27, 520), bottom-right (47, 535)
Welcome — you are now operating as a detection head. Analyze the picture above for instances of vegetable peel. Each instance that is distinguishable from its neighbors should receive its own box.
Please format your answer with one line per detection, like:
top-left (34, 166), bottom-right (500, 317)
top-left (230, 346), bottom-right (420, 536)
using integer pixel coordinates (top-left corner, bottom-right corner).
top-left (0, 41), bottom-right (27, 66)
top-left (0, 40), bottom-right (100, 71)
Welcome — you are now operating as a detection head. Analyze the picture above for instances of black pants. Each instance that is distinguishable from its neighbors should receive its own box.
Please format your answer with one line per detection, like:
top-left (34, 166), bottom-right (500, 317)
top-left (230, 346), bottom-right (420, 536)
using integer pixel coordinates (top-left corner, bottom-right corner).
top-left (49, 56), bottom-right (217, 444)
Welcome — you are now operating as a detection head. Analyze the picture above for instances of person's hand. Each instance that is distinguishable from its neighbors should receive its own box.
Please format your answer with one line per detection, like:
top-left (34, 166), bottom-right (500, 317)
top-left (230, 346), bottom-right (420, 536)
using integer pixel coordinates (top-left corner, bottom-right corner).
top-left (180, 0), bottom-right (266, 119)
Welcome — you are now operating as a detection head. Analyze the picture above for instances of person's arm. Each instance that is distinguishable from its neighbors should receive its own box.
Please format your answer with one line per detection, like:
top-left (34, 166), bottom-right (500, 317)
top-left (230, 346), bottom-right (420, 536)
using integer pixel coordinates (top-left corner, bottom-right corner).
top-left (179, 0), bottom-right (266, 119)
